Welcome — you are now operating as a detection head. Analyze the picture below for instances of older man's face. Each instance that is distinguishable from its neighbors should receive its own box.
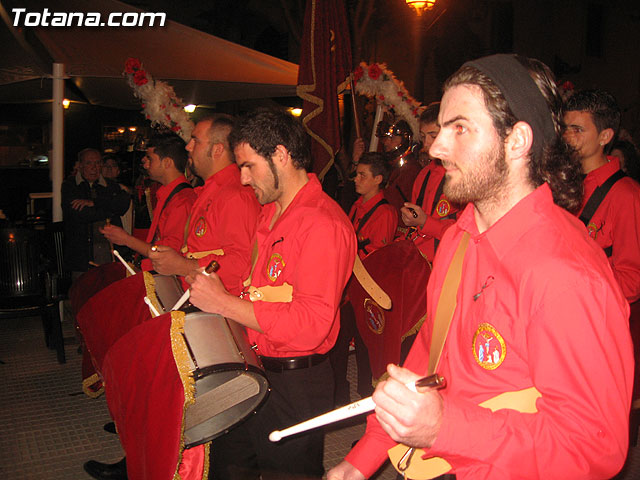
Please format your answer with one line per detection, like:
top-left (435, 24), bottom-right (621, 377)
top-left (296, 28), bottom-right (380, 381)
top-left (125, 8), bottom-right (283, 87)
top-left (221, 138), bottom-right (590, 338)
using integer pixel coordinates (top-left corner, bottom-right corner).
top-left (79, 151), bottom-right (102, 183)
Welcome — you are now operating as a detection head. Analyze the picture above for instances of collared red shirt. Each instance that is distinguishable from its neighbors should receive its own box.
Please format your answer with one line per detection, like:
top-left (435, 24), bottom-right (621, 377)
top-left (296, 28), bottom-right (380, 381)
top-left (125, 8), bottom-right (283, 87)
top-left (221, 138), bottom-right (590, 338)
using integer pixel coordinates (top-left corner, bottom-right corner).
top-left (579, 155), bottom-right (640, 302)
top-left (346, 183), bottom-right (633, 479)
top-left (410, 162), bottom-right (461, 262)
top-left (140, 176), bottom-right (196, 271)
top-left (248, 174), bottom-right (356, 357)
top-left (349, 191), bottom-right (398, 260)
top-left (185, 163), bottom-right (260, 295)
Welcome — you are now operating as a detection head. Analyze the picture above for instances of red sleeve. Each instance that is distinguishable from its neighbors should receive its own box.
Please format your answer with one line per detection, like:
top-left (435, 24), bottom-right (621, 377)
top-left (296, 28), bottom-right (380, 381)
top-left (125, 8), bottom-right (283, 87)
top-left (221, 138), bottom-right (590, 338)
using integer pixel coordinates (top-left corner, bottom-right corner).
top-left (252, 217), bottom-right (356, 353)
top-left (419, 214), bottom-right (456, 240)
top-left (197, 188), bottom-right (260, 296)
top-left (607, 183), bottom-right (640, 302)
top-left (426, 279), bottom-right (632, 478)
top-left (155, 190), bottom-right (196, 254)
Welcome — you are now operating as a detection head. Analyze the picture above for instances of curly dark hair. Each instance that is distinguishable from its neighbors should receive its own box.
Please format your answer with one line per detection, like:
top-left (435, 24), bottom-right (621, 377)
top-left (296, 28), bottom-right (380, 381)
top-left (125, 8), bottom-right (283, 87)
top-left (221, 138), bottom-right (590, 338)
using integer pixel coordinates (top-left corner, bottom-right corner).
top-left (228, 108), bottom-right (311, 171)
top-left (444, 55), bottom-right (583, 213)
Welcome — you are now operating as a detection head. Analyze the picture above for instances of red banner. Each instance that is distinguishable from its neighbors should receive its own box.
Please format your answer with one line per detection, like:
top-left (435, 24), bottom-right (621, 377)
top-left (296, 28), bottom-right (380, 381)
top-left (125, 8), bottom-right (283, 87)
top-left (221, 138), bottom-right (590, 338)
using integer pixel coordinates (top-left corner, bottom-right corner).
top-left (297, 0), bottom-right (352, 179)
top-left (76, 272), bottom-right (154, 394)
top-left (349, 240), bottom-right (431, 380)
top-left (102, 312), bottom-right (206, 480)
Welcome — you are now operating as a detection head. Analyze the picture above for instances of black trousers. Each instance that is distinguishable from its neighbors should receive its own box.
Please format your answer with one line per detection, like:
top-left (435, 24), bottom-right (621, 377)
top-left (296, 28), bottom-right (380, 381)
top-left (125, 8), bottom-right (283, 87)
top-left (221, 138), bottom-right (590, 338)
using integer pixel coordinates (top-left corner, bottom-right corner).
top-left (209, 358), bottom-right (334, 480)
top-left (329, 301), bottom-right (374, 406)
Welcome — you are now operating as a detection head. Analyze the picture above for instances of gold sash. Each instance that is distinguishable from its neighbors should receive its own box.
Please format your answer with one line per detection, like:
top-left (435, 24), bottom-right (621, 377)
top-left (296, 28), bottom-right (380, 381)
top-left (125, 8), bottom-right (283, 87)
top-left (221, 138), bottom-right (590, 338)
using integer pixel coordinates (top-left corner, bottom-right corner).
top-left (387, 386), bottom-right (542, 479)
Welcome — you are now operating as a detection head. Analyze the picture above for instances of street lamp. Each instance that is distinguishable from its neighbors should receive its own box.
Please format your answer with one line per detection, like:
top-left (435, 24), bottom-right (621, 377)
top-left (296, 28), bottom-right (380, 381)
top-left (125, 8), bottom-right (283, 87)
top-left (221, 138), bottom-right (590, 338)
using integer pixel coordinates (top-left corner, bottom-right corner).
top-left (405, 0), bottom-right (437, 15)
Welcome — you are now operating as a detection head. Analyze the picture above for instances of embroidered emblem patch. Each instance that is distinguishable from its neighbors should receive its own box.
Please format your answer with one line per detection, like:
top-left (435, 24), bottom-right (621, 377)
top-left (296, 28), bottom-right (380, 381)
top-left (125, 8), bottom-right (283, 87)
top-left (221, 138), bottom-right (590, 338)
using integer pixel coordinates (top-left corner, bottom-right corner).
top-left (472, 323), bottom-right (506, 370)
top-left (436, 199), bottom-right (451, 217)
top-left (587, 221), bottom-right (598, 239)
top-left (194, 216), bottom-right (207, 237)
top-left (267, 253), bottom-right (285, 282)
top-left (364, 298), bottom-right (385, 334)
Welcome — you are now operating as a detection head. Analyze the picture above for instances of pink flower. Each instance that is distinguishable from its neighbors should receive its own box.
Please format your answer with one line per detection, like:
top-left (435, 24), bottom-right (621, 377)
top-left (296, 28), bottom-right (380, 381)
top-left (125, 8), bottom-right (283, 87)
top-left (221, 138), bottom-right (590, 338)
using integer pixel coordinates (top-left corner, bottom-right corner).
top-left (133, 70), bottom-right (148, 86)
top-left (368, 63), bottom-right (382, 80)
top-left (124, 57), bottom-right (141, 74)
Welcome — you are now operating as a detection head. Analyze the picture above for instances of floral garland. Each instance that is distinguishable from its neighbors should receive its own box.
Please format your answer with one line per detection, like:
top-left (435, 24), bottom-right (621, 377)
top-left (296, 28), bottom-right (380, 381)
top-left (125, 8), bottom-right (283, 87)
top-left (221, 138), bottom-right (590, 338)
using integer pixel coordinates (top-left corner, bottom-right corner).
top-left (124, 58), bottom-right (194, 142)
top-left (353, 62), bottom-right (423, 137)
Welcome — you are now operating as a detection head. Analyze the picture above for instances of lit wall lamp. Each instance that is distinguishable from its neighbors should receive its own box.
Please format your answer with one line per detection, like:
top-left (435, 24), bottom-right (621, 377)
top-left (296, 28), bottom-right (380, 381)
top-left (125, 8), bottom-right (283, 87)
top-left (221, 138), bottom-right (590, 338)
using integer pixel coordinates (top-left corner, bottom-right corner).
top-left (288, 107), bottom-right (302, 117)
top-left (184, 104), bottom-right (197, 113)
top-left (62, 98), bottom-right (70, 109)
top-left (405, 0), bottom-right (437, 15)
top-left (117, 127), bottom-right (125, 134)
top-left (129, 126), bottom-right (137, 132)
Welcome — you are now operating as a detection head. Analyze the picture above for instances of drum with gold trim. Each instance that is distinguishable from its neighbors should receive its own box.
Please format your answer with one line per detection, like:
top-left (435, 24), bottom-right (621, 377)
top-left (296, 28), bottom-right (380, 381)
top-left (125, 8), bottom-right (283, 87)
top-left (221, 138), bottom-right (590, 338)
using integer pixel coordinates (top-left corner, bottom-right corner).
top-left (182, 311), bottom-right (269, 448)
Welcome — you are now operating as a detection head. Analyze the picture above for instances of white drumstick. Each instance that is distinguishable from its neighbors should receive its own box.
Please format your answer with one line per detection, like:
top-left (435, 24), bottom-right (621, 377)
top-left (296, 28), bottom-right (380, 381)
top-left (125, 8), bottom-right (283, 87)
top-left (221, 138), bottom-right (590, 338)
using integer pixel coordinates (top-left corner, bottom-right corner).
top-left (112, 249), bottom-right (136, 275)
top-left (144, 296), bottom-right (161, 317)
top-left (170, 260), bottom-right (220, 311)
top-left (268, 373), bottom-right (446, 442)
top-left (269, 396), bottom-right (375, 442)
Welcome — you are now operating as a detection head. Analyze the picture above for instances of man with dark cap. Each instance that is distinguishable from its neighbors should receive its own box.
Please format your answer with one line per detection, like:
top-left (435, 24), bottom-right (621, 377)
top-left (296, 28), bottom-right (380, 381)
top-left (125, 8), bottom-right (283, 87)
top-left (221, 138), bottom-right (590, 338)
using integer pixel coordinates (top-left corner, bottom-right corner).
top-left (328, 54), bottom-right (633, 480)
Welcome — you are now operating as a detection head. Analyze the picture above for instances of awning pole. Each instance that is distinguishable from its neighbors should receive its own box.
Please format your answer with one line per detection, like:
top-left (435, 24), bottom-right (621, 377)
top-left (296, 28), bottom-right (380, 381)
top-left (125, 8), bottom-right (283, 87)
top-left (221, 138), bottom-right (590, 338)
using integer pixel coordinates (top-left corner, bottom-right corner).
top-left (52, 63), bottom-right (64, 222)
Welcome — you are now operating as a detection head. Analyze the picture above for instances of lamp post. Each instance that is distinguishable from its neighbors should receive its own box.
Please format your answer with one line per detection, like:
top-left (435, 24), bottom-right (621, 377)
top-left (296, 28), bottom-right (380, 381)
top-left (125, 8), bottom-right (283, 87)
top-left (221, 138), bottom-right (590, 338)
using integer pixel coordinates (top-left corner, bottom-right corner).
top-left (406, 0), bottom-right (444, 101)
top-left (405, 0), bottom-right (437, 16)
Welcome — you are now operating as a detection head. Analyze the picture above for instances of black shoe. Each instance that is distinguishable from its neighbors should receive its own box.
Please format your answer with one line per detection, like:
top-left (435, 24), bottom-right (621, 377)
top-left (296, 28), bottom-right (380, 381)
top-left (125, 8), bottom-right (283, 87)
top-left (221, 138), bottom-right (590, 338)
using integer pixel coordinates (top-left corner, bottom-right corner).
top-left (103, 421), bottom-right (117, 434)
top-left (83, 457), bottom-right (127, 480)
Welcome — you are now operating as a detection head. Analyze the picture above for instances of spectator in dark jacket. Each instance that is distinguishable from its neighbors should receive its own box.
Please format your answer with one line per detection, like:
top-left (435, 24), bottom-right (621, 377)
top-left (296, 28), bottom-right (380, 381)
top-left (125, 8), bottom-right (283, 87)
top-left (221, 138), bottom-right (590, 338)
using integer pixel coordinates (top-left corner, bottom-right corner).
top-left (61, 148), bottom-right (130, 278)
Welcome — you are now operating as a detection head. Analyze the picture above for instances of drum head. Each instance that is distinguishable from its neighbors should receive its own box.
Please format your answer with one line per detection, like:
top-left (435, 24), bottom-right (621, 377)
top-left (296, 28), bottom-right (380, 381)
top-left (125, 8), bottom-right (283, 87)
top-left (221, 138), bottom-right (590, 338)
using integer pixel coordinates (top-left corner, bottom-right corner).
top-left (183, 368), bottom-right (269, 448)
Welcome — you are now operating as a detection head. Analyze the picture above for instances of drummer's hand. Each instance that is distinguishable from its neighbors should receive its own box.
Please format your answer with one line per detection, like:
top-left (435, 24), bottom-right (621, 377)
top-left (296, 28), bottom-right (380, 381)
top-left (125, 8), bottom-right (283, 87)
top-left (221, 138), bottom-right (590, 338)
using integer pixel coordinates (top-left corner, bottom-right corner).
top-left (99, 224), bottom-right (129, 246)
top-left (372, 363), bottom-right (443, 449)
top-left (400, 202), bottom-right (426, 228)
top-left (326, 461), bottom-right (365, 480)
top-left (188, 270), bottom-right (229, 314)
top-left (148, 245), bottom-right (196, 276)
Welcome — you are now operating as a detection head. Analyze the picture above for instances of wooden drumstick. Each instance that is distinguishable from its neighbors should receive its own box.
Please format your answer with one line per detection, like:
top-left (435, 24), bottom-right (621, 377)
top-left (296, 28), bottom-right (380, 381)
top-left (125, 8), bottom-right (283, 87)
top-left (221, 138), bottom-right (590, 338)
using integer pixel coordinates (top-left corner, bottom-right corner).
top-left (112, 249), bottom-right (136, 275)
top-left (170, 260), bottom-right (220, 311)
top-left (269, 373), bottom-right (446, 442)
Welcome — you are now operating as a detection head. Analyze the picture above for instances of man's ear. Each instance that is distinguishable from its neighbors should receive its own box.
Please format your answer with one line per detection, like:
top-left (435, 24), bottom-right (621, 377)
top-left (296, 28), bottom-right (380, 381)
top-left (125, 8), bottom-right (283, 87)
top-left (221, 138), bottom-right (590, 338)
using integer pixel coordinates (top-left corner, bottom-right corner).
top-left (505, 121), bottom-right (534, 163)
top-left (373, 174), bottom-right (383, 188)
top-left (210, 142), bottom-right (225, 159)
top-left (598, 128), bottom-right (614, 148)
top-left (273, 145), bottom-right (290, 166)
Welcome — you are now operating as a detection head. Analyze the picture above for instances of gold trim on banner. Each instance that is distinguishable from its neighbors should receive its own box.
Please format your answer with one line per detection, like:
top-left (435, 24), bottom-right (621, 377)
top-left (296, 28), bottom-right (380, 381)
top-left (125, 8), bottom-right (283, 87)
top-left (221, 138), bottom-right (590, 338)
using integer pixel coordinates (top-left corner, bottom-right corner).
top-left (143, 271), bottom-right (163, 316)
top-left (82, 373), bottom-right (104, 398)
top-left (170, 310), bottom-right (197, 480)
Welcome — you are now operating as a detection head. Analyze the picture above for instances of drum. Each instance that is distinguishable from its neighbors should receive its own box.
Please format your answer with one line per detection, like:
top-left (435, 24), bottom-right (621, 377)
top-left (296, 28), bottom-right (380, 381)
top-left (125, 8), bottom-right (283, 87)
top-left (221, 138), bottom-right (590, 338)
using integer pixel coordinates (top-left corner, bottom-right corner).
top-left (181, 311), bottom-right (269, 448)
top-left (152, 274), bottom-right (184, 312)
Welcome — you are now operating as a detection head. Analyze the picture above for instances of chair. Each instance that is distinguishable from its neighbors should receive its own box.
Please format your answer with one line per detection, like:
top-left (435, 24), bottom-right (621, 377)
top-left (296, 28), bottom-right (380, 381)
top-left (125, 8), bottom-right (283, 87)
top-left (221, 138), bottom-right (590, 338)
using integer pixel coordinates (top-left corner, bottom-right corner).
top-left (0, 227), bottom-right (65, 363)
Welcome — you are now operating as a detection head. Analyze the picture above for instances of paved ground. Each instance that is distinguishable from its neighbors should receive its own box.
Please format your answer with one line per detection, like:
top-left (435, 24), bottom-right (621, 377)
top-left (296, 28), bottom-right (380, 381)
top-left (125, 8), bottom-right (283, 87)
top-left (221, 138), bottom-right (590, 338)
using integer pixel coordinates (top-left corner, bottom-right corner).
top-left (1, 309), bottom-right (638, 479)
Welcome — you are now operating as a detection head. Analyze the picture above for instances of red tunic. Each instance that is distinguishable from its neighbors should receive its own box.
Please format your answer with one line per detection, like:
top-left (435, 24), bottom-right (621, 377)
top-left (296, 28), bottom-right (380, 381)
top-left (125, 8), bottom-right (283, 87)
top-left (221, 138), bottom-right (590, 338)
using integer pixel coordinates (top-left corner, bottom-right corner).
top-left (248, 174), bottom-right (356, 357)
top-left (346, 184), bottom-right (633, 479)
top-left (140, 175), bottom-right (196, 271)
top-left (579, 156), bottom-right (640, 302)
top-left (410, 162), bottom-right (460, 262)
top-left (184, 164), bottom-right (260, 295)
top-left (348, 191), bottom-right (398, 260)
